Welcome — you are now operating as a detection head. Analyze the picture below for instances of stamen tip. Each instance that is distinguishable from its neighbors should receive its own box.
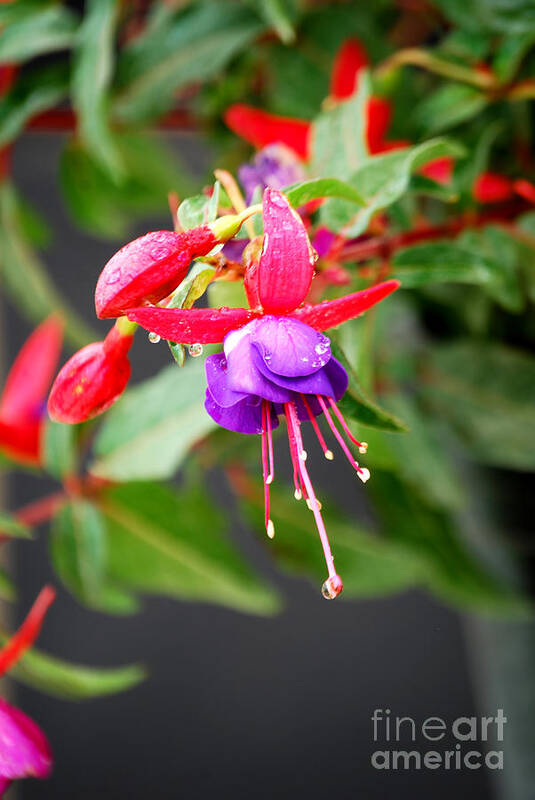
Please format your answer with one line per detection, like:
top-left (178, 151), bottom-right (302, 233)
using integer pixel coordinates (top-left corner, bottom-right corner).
top-left (294, 489), bottom-right (302, 500)
top-left (358, 467), bottom-right (371, 483)
top-left (359, 442), bottom-right (368, 454)
top-left (321, 574), bottom-right (343, 600)
top-left (266, 475), bottom-right (273, 485)
top-left (266, 519), bottom-right (275, 539)
top-left (306, 498), bottom-right (322, 511)
top-left (299, 450), bottom-right (308, 462)
top-left (325, 449), bottom-right (334, 461)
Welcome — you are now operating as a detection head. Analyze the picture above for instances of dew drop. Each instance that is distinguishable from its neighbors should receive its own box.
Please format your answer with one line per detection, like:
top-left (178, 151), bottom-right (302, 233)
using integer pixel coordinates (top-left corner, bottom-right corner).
top-left (148, 332), bottom-right (161, 344)
top-left (188, 343), bottom-right (203, 357)
top-left (321, 574), bottom-right (343, 600)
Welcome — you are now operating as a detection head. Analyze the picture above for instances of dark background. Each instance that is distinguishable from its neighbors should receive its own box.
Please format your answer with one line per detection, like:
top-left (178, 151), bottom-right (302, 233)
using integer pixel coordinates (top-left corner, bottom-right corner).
top-left (4, 131), bottom-right (528, 800)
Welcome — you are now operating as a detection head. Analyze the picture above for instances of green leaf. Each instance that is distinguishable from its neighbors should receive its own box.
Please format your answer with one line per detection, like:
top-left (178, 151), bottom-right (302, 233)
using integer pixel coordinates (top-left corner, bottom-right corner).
top-left (423, 341), bottom-right (535, 470)
top-left (177, 182), bottom-right (220, 231)
top-left (5, 644), bottom-right (145, 700)
top-left (0, 569), bottom-right (15, 601)
top-left (51, 501), bottom-right (106, 606)
top-left (71, 0), bottom-right (123, 180)
top-left (0, 63), bottom-right (69, 148)
top-left (0, 4), bottom-right (78, 63)
top-left (252, 0), bottom-right (296, 43)
top-left (433, 0), bottom-right (535, 35)
top-left (98, 481), bottom-right (280, 615)
top-left (284, 177), bottom-right (365, 208)
top-left (330, 340), bottom-right (409, 433)
top-left (320, 138), bottom-right (465, 238)
top-left (90, 359), bottom-right (217, 482)
top-left (113, 3), bottom-right (264, 123)
top-left (414, 83), bottom-right (488, 135)
top-left (0, 512), bottom-right (31, 539)
top-left (43, 421), bottom-right (77, 481)
top-left (0, 182), bottom-right (95, 348)
top-left (493, 31), bottom-right (535, 83)
top-left (310, 71), bottom-right (371, 178)
top-left (392, 231), bottom-right (523, 312)
top-left (168, 261), bottom-right (216, 311)
top-left (369, 470), bottom-right (529, 615)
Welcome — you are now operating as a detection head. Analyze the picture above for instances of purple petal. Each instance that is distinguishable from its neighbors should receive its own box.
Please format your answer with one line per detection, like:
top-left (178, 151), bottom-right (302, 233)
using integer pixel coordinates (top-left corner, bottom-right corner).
top-left (205, 354), bottom-right (249, 408)
top-left (225, 333), bottom-right (292, 404)
top-left (0, 699), bottom-right (52, 782)
top-left (204, 390), bottom-right (279, 435)
top-left (312, 226), bottom-right (337, 259)
top-left (239, 145), bottom-right (305, 204)
top-left (251, 316), bottom-right (331, 377)
top-left (251, 349), bottom-right (347, 400)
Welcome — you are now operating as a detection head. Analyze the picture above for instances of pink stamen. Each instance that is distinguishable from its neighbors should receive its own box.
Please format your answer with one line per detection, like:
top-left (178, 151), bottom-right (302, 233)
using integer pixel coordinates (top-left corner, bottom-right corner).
top-left (286, 411), bottom-right (307, 500)
top-left (327, 396), bottom-right (367, 451)
top-left (285, 402), bottom-right (342, 597)
top-left (301, 395), bottom-right (334, 460)
top-left (317, 396), bottom-right (369, 481)
top-left (261, 402), bottom-right (274, 538)
top-left (265, 400), bottom-right (275, 483)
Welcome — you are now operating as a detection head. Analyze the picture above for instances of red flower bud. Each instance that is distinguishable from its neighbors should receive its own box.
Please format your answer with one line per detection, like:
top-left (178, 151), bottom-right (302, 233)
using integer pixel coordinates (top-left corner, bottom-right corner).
top-left (472, 172), bottom-right (514, 204)
top-left (95, 227), bottom-right (218, 319)
top-left (48, 325), bottom-right (133, 424)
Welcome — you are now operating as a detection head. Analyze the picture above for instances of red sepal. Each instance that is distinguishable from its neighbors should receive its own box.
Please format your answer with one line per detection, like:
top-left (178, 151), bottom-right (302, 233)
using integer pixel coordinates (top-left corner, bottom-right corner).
top-left (0, 586), bottom-right (55, 677)
top-left (224, 104), bottom-right (311, 161)
top-left (95, 227), bottom-right (217, 319)
top-left (48, 328), bottom-right (133, 424)
top-left (291, 280), bottom-right (401, 330)
top-left (513, 178), bottom-right (535, 204)
top-left (127, 306), bottom-right (259, 343)
top-left (329, 38), bottom-right (369, 100)
top-left (473, 172), bottom-right (514, 204)
top-left (0, 316), bottom-right (63, 465)
top-left (255, 188), bottom-right (315, 313)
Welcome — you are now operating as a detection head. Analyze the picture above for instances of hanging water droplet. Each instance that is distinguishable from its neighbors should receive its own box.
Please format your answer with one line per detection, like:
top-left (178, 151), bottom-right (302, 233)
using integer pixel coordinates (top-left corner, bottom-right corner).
top-left (321, 574), bottom-right (343, 600)
top-left (148, 332), bottom-right (161, 344)
top-left (188, 343), bottom-right (203, 357)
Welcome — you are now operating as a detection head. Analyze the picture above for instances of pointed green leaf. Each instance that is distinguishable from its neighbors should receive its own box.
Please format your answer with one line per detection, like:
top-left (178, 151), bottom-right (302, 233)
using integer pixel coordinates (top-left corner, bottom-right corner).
top-left (90, 359), bottom-right (217, 482)
top-left (284, 177), bottom-right (365, 208)
top-left (0, 4), bottom-right (78, 63)
top-left (43, 421), bottom-right (77, 481)
top-left (0, 63), bottom-right (69, 148)
top-left (0, 512), bottom-right (32, 539)
top-left (98, 481), bottom-right (280, 615)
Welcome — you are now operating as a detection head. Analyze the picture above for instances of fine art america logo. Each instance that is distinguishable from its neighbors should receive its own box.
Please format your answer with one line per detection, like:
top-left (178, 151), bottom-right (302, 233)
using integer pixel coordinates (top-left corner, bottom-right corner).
top-left (371, 709), bottom-right (506, 770)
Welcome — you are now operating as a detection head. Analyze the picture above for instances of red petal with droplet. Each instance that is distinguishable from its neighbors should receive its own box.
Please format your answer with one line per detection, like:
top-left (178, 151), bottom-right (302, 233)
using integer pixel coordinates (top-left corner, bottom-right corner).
top-left (291, 280), bottom-right (401, 330)
top-left (473, 172), bottom-right (514, 204)
top-left (224, 104), bottom-right (311, 160)
top-left (126, 306), bottom-right (259, 344)
top-left (95, 228), bottom-right (217, 319)
top-left (48, 328), bottom-right (133, 424)
top-left (256, 188), bottom-right (315, 314)
top-left (329, 38), bottom-right (369, 100)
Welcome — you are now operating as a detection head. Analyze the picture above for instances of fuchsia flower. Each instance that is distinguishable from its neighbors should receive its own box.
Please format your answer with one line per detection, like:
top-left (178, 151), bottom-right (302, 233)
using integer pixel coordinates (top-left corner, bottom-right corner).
top-left (0, 586), bottom-right (55, 797)
top-left (125, 189), bottom-right (400, 598)
top-left (0, 317), bottom-right (63, 465)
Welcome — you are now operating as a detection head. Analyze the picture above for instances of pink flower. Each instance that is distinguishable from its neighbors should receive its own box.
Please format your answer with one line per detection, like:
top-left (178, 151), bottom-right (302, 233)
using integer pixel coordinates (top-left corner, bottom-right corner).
top-left (0, 317), bottom-right (63, 466)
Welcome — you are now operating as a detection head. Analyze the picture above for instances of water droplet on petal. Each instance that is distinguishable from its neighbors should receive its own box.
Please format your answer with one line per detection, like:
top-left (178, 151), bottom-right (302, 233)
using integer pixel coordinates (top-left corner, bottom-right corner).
top-left (148, 332), bottom-right (161, 344)
top-left (188, 343), bottom-right (203, 357)
top-left (321, 574), bottom-right (343, 599)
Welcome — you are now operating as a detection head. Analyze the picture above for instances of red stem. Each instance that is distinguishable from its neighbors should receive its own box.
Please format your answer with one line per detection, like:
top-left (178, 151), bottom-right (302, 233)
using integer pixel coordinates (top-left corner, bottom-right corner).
top-left (13, 491), bottom-right (67, 528)
top-left (0, 585), bottom-right (56, 676)
top-left (338, 202), bottom-right (529, 263)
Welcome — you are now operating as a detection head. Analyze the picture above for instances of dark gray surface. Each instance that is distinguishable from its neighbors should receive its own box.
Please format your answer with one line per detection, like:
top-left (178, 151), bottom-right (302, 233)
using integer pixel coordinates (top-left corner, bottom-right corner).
top-left (5, 134), bottom-right (492, 799)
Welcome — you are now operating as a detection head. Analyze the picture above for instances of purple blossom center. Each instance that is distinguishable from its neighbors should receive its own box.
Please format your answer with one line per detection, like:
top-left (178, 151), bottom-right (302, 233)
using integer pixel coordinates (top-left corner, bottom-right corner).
top-left (238, 145), bottom-right (305, 204)
top-left (204, 315), bottom-right (348, 434)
